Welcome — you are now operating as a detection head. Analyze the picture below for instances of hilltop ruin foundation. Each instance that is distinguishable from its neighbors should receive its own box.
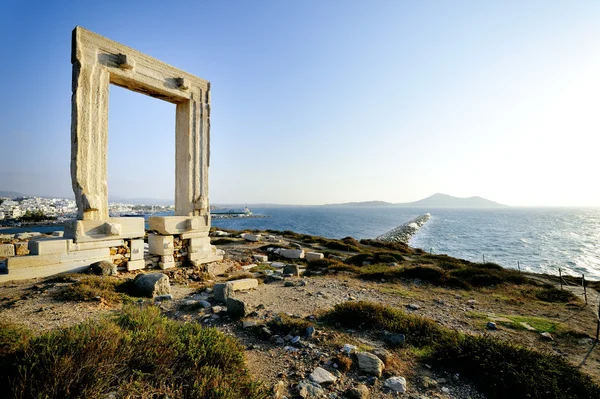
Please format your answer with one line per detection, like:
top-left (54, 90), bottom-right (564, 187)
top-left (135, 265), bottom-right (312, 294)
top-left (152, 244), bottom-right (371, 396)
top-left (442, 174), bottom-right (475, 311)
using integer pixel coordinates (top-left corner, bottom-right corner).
top-left (2, 27), bottom-right (221, 281)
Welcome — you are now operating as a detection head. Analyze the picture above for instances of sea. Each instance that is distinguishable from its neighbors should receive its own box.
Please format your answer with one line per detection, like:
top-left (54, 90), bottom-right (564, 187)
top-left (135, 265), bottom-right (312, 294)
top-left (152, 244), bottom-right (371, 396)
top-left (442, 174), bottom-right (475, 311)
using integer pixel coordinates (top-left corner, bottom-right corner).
top-left (3, 207), bottom-right (599, 280)
top-left (210, 206), bottom-right (600, 280)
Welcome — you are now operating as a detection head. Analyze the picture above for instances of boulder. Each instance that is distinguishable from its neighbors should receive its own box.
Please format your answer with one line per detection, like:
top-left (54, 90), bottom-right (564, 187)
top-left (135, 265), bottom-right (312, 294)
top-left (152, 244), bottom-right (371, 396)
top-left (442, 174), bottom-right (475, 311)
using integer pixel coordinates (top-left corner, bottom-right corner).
top-left (89, 260), bottom-right (117, 276)
top-left (346, 384), bottom-right (370, 399)
top-left (283, 264), bottom-right (300, 276)
top-left (309, 367), bottom-right (337, 385)
top-left (226, 297), bottom-right (248, 318)
top-left (384, 376), bottom-right (407, 393)
top-left (381, 331), bottom-right (405, 347)
top-left (356, 351), bottom-right (384, 377)
top-left (297, 380), bottom-right (324, 398)
top-left (214, 282), bottom-right (233, 303)
top-left (133, 273), bottom-right (170, 297)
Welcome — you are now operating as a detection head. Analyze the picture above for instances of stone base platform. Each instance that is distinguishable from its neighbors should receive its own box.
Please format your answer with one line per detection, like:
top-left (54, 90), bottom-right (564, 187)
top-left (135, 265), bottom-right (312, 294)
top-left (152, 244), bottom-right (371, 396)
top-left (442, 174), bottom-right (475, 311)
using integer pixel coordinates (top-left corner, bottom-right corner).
top-left (1, 217), bottom-right (223, 282)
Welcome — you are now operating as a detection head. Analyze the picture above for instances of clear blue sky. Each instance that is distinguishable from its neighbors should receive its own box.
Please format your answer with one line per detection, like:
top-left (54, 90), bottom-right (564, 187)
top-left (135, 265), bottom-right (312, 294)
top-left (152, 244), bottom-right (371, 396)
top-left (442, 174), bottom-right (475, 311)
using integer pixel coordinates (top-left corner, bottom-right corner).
top-left (1, 1), bottom-right (599, 206)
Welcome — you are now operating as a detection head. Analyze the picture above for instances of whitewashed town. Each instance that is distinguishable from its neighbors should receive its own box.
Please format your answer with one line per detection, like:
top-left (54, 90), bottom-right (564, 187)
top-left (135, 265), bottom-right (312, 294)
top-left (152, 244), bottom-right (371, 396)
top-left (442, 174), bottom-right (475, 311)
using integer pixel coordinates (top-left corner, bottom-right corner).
top-left (0, 196), bottom-right (172, 223)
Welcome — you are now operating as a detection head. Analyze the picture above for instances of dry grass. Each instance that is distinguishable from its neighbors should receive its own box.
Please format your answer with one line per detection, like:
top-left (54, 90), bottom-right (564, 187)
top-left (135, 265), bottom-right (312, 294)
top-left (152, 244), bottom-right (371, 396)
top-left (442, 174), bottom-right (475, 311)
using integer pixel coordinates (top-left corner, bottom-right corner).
top-left (324, 301), bottom-right (600, 399)
top-left (0, 305), bottom-right (268, 399)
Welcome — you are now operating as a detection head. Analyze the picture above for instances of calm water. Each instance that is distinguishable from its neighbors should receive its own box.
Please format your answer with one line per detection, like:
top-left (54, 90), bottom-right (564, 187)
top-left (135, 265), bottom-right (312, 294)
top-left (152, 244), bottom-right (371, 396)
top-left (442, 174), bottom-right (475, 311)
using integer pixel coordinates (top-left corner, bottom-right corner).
top-left (212, 207), bottom-right (600, 280)
top-left (4, 207), bottom-right (599, 279)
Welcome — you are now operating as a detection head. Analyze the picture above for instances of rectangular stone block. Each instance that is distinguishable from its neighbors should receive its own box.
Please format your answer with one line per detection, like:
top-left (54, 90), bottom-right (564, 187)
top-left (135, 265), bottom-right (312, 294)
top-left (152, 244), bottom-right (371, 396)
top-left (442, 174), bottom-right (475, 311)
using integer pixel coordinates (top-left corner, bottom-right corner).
top-left (127, 259), bottom-right (145, 271)
top-left (0, 261), bottom-right (91, 283)
top-left (228, 278), bottom-right (259, 291)
top-left (306, 252), bottom-right (324, 261)
top-left (29, 239), bottom-right (71, 255)
top-left (159, 261), bottom-right (175, 270)
top-left (279, 249), bottom-right (305, 259)
top-left (242, 233), bottom-right (261, 242)
top-left (7, 254), bottom-right (62, 269)
top-left (0, 244), bottom-right (15, 257)
top-left (130, 239), bottom-right (144, 260)
top-left (61, 248), bottom-right (110, 263)
top-left (180, 231), bottom-right (210, 239)
top-left (65, 217), bottom-right (145, 243)
top-left (68, 239), bottom-right (125, 252)
top-left (188, 236), bottom-right (211, 247)
top-left (148, 234), bottom-right (174, 255)
top-left (148, 215), bottom-right (209, 235)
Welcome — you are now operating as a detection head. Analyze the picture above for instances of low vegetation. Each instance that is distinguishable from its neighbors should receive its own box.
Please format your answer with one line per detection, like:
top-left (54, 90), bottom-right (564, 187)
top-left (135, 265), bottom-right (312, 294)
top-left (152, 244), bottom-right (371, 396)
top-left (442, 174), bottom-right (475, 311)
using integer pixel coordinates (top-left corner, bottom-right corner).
top-left (54, 276), bottom-right (132, 304)
top-left (19, 209), bottom-right (56, 222)
top-left (0, 305), bottom-right (268, 399)
top-left (324, 301), bottom-right (600, 399)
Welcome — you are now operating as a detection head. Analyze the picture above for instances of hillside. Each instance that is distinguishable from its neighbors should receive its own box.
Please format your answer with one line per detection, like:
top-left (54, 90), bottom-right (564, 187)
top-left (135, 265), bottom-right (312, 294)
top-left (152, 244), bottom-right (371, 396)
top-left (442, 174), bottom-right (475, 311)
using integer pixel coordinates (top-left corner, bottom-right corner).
top-left (327, 193), bottom-right (506, 208)
top-left (398, 193), bottom-right (507, 208)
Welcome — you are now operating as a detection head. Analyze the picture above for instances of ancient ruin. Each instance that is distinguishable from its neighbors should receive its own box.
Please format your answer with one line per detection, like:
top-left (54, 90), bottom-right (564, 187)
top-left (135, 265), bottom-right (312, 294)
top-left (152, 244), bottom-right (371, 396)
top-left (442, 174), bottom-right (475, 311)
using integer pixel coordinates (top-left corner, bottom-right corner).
top-left (2, 26), bottom-right (221, 281)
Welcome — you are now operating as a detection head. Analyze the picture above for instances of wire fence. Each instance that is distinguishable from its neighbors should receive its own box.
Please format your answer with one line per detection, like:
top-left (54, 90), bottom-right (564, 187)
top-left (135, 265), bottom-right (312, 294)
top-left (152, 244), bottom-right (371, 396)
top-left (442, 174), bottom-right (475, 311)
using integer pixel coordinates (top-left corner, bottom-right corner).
top-left (427, 249), bottom-right (600, 339)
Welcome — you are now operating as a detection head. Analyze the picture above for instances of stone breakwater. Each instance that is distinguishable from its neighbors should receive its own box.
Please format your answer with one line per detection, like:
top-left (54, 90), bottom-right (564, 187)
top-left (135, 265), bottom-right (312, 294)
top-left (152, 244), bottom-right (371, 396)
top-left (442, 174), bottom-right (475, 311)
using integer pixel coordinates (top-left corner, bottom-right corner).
top-left (376, 213), bottom-right (431, 243)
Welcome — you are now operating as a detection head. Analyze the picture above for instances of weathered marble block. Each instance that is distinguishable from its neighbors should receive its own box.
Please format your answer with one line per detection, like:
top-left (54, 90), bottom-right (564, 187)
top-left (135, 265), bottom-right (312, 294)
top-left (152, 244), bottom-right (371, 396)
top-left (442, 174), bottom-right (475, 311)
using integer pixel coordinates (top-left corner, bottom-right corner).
top-left (0, 244), bottom-right (15, 257)
top-left (148, 234), bottom-right (174, 256)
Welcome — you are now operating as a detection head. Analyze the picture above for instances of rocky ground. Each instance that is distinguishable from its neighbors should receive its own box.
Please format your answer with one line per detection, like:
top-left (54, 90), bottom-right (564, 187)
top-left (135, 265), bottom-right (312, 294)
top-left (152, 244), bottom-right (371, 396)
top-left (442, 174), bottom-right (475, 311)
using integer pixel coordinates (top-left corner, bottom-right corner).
top-left (1, 234), bottom-right (599, 399)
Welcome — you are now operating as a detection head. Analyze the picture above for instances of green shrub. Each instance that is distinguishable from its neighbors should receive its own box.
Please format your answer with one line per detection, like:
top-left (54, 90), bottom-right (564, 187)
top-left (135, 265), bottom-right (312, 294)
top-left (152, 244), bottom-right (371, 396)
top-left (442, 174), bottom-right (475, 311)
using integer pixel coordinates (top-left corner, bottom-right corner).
top-left (535, 286), bottom-right (578, 303)
top-left (345, 253), bottom-right (374, 266)
top-left (398, 266), bottom-right (447, 285)
top-left (55, 276), bottom-right (129, 304)
top-left (0, 305), bottom-right (268, 399)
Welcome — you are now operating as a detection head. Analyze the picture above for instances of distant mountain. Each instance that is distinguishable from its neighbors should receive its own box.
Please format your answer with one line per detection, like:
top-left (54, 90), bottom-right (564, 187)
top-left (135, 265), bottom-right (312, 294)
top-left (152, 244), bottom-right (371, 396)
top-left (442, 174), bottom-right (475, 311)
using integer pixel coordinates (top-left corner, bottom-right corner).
top-left (326, 193), bottom-right (506, 208)
top-left (398, 193), bottom-right (507, 208)
top-left (0, 190), bottom-right (25, 198)
top-left (325, 200), bottom-right (393, 207)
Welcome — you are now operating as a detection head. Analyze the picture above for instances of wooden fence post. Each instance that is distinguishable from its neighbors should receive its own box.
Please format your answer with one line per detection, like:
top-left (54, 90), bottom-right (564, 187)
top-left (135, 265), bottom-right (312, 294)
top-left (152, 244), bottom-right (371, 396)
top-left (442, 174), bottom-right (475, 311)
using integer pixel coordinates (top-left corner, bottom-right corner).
top-left (596, 299), bottom-right (600, 341)
top-left (559, 268), bottom-right (563, 290)
top-left (582, 274), bottom-right (587, 304)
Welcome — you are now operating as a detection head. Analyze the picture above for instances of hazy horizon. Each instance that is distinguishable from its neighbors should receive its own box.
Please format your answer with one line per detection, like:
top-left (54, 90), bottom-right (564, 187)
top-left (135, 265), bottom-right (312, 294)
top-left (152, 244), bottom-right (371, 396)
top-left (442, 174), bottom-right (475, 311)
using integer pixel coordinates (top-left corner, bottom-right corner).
top-left (1, 1), bottom-right (599, 207)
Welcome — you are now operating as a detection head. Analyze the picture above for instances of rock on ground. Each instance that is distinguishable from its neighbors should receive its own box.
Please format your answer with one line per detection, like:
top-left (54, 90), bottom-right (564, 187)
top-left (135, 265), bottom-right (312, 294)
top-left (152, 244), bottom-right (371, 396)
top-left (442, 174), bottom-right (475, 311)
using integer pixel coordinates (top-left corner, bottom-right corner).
top-left (226, 297), bottom-right (248, 319)
top-left (346, 384), bottom-right (370, 399)
top-left (297, 380), bottom-right (324, 398)
top-left (133, 273), bottom-right (170, 298)
top-left (309, 367), bottom-right (337, 385)
top-left (356, 351), bottom-right (384, 377)
top-left (384, 376), bottom-right (407, 393)
top-left (89, 260), bottom-right (117, 276)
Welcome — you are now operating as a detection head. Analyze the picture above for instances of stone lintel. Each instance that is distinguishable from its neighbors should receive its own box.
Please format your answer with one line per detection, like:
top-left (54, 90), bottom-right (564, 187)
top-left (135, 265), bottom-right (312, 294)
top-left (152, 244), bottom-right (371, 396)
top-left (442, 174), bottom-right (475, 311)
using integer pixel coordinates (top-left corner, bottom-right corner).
top-left (148, 215), bottom-right (209, 235)
top-left (73, 26), bottom-right (208, 103)
top-left (65, 217), bottom-right (145, 243)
